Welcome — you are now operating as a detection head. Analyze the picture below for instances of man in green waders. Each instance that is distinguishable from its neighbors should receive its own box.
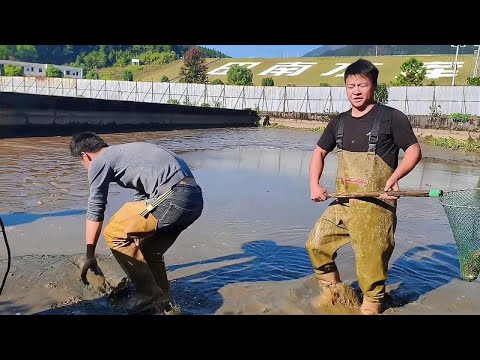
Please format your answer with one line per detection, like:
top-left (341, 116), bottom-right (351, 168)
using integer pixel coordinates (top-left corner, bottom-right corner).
top-left (306, 59), bottom-right (422, 315)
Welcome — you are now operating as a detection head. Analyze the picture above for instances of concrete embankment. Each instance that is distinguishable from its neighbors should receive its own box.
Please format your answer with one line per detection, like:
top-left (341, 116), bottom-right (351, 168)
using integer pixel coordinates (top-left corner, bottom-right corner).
top-left (0, 92), bottom-right (259, 138)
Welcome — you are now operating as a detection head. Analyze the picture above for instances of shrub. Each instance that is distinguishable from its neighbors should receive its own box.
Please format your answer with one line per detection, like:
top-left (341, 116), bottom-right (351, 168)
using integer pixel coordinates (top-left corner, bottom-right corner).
top-left (227, 65), bottom-right (253, 86)
top-left (85, 69), bottom-right (99, 79)
top-left (261, 78), bottom-right (274, 86)
top-left (4, 65), bottom-right (24, 76)
top-left (467, 76), bottom-right (480, 86)
top-left (374, 83), bottom-right (389, 104)
top-left (46, 66), bottom-right (63, 78)
top-left (448, 113), bottom-right (470, 123)
top-left (122, 70), bottom-right (134, 81)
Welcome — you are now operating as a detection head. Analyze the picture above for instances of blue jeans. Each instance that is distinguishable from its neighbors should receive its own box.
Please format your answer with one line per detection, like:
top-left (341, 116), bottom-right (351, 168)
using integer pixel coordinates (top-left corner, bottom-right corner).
top-left (152, 184), bottom-right (204, 232)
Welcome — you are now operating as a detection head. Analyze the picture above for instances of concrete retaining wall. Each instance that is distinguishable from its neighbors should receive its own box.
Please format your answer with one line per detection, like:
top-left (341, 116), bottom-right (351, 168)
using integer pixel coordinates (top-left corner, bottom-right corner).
top-left (0, 92), bottom-right (258, 138)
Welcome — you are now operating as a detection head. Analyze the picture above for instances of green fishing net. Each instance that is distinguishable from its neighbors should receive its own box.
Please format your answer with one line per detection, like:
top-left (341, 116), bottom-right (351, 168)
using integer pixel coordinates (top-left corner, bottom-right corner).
top-left (439, 189), bottom-right (480, 281)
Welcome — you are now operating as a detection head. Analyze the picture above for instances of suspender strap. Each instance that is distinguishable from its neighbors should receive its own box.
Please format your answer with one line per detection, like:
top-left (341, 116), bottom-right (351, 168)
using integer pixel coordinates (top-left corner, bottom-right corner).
top-left (335, 105), bottom-right (387, 153)
top-left (368, 105), bottom-right (386, 153)
top-left (335, 117), bottom-right (345, 150)
top-left (139, 188), bottom-right (175, 218)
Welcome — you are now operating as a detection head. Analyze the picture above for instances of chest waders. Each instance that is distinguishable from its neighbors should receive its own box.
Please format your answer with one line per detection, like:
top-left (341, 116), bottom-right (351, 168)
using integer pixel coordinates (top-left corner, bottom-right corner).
top-left (103, 190), bottom-right (175, 313)
top-left (306, 106), bottom-right (397, 303)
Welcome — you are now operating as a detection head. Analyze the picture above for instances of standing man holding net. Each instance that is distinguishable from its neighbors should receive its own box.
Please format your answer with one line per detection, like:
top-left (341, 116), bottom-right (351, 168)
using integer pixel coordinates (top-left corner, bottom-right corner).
top-left (305, 59), bottom-right (422, 315)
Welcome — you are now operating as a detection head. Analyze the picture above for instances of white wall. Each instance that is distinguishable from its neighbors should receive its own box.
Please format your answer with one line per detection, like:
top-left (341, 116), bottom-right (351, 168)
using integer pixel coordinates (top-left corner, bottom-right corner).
top-left (0, 76), bottom-right (479, 116)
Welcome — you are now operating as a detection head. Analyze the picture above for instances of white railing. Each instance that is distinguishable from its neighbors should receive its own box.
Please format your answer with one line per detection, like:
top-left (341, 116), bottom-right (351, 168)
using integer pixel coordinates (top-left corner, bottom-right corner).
top-left (1, 76), bottom-right (479, 116)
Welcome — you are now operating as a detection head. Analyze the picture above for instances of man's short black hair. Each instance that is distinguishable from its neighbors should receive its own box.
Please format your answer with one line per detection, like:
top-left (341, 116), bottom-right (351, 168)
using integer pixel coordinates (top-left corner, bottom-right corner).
top-left (344, 59), bottom-right (379, 87)
top-left (69, 131), bottom-right (109, 158)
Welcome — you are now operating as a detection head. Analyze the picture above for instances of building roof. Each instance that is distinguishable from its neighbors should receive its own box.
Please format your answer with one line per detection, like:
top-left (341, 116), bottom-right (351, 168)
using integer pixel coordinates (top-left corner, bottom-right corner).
top-left (0, 60), bottom-right (82, 71)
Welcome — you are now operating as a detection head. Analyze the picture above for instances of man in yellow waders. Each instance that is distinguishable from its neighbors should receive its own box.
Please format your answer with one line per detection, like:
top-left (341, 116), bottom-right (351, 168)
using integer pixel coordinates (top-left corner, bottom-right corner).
top-left (306, 59), bottom-right (422, 314)
top-left (70, 132), bottom-right (203, 314)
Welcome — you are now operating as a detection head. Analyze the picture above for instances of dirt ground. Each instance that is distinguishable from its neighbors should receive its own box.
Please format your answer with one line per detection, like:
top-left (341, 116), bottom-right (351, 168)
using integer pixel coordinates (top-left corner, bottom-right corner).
top-left (268, 117), bottom-right (480, 141)
top-left (3, 252), bottom-right (479, 315)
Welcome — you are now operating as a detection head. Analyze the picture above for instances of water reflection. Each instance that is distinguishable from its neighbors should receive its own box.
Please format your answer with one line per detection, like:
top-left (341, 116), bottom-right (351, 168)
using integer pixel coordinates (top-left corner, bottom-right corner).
top-left (169, 240), bottom-right (312, 315)
top-left (0, 209), bottom-right (85, 227)
top-left (187, 147), bottom-right (480, 192)
top-left (1, 129), bottom-right (479, 214)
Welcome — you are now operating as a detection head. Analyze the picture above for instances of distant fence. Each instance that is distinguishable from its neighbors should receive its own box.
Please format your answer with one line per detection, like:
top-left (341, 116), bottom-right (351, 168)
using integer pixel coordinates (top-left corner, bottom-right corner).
top-left (1, 76), bottom-right (479, 116)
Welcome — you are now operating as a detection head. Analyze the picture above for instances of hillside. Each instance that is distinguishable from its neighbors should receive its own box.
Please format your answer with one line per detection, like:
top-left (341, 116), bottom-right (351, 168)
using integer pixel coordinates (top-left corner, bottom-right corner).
top-left (97, 55), bottom-right (478, 86)
top-left (303, 45), bottom-right (347, 57)
top-left (305, 45), bottom-right (478, 57)
top-left (0, 45), bottom-right (229, 65)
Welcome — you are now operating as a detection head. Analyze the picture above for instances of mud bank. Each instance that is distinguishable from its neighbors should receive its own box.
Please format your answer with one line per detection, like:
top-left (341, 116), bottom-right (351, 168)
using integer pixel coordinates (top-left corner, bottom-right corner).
top-left (266, 117), bottom-right (480, 141)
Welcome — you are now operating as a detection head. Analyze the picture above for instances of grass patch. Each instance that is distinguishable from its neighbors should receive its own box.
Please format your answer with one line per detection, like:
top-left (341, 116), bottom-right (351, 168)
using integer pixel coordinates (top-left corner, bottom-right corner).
top-left (427, 137), bottom-right (480, 151)
top-left (267, 123), bottom-right (325, 132)
top-left (97, 55), bottom-right (476, 86)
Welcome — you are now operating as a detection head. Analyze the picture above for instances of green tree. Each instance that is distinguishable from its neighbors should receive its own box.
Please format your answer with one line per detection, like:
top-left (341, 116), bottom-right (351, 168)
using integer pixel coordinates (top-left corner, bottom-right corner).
top-left (0, 45), bottom-right (11, 60)
top-left (160, 75), bottom-right (169, 82)
top-left (0, 65), bottom-right (4, 76)
top-left (85, 69), bottom-right (100, 79)
top-left (63, 45), bottom-right (74, 58)
top-left (15, 45), bottom-right (38, 62)
top-left (198, 46), bottom-right (229, 58)
top-left (261, 77), bottom-right (274, 86)
top-left (467, 76), bottom-right (480, 86)
top-left (139, 51), bottom-right (176, 65)
top-left (107, 50), bottom-right (117, 65)
top-left (4, 65), bottom-right (24, 76)
top-left (79, 50), bottom-right (108, 70)
top-left (98, 45), bottom-right (108, 66)
top-left (46, 66), bottom-right (63, 78)
top-left (392, 57), bottom-right (426, 86)
top-left (122, 70), bottom-right (134, 81)
top-left (113, 53), bottom-right (131, 67)
top-left (374, 83), bottom-right (389, 104)
top-left (227, 64), bottom-right (253, 86)
top-left (178, 47), bottom-right (208, 84)
top-left (210, 79), bottom-right (224, 85)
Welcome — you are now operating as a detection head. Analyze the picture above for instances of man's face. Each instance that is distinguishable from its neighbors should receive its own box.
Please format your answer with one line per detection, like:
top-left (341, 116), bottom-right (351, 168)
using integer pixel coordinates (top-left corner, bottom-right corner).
top-left (345, 74), bottom-right (375, 110)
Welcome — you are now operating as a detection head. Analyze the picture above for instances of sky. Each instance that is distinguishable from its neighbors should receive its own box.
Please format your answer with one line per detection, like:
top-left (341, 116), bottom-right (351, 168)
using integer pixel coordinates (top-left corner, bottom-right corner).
top-left (199, 45), bottom-right (324, 58)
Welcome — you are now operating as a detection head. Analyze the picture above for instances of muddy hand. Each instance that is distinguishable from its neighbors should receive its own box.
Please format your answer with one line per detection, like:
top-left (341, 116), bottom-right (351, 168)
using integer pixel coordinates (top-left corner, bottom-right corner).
top-left (311, 184), bottom-right (328, 202)
top-left (81, 244), bottom-right (98, 285)
top-left (380, 176), bottom-right (399, 201)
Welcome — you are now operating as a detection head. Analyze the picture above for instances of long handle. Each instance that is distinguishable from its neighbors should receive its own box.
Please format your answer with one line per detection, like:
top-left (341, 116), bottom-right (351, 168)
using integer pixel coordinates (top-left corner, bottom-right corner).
top-left (326, 189), bottom-right (443, 199)
top-left (0, 217), bottom-right (11, 295)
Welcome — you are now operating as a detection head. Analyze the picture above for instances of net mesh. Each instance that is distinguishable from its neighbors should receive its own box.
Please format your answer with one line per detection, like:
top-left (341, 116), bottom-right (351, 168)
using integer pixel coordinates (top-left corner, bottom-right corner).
top-left (439, 188), bottom-right (480, 281)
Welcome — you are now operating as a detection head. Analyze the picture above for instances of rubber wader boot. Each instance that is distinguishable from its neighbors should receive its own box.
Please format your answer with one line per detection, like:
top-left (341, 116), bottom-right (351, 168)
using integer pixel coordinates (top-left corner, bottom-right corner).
top-left (145, 259), bottom-right (182, 315)
top-left (111, 250), bottom-right (167, 314)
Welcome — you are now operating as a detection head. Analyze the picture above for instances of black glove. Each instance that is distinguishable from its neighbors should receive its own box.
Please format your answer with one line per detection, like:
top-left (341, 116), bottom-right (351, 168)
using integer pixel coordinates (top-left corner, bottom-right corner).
top-left (81, 244), bottom-right (98, 285)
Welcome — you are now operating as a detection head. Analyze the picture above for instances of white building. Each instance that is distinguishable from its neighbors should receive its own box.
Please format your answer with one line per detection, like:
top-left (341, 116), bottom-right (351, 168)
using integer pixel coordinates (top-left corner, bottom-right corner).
top-left (0, 60), bottom-right (83, 79)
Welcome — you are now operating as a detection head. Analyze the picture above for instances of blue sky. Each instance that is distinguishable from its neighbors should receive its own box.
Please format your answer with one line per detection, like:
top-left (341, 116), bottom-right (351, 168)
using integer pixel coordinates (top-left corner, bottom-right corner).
top-left (199, 45), bottom-right (324, 58)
